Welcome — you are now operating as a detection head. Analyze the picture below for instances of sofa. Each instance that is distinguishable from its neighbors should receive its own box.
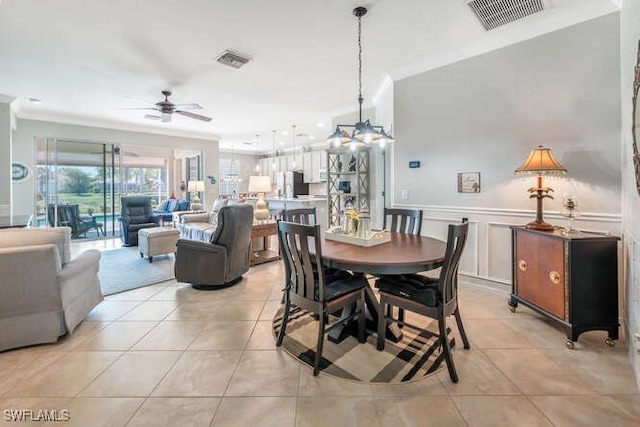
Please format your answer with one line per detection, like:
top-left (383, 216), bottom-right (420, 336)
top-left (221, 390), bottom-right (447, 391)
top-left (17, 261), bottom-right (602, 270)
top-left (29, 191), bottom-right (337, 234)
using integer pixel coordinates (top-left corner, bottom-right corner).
top-left (175, 204), bottom-right (254, 289)
top-left (0, 226), bottom-right (103, 351)
top-left (179, 198), bottom-right (247, 241)
top-left (153, 198), bottom-right (190, 225)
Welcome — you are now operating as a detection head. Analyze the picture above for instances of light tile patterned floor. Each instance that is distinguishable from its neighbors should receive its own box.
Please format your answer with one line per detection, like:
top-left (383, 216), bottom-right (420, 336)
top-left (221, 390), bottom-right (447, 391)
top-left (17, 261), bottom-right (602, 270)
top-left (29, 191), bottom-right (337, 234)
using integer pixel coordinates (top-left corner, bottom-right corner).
top-left (1, 241), bottom-right (639, 426)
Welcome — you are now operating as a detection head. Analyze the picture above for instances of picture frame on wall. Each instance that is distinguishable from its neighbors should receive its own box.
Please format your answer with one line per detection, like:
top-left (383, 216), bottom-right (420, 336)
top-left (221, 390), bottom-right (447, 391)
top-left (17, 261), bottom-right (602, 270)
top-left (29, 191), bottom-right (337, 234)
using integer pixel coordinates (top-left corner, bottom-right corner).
top-left (457, 172), bottom-right (481, 193)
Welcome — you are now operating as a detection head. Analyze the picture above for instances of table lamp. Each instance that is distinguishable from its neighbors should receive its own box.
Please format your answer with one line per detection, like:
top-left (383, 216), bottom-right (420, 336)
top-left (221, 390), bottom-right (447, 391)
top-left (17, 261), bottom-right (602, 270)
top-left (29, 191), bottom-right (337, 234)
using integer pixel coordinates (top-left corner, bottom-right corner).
top-left (187, 180), bottom-right (205, 211)
top-left (514, 145), bottom-right (567, 231)
top-left (248, 175), bottom-right (272, 221)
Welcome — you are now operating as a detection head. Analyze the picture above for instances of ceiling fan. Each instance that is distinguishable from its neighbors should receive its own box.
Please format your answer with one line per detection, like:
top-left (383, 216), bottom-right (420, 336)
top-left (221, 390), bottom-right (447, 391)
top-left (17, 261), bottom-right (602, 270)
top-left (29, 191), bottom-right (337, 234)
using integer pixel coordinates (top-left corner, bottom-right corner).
top-left (130, 90), bottom-right (212, 123)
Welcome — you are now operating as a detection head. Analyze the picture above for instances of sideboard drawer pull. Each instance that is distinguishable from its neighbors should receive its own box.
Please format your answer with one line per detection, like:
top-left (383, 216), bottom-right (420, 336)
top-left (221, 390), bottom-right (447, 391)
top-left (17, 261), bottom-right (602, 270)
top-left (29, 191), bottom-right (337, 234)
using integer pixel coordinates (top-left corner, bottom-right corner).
top-left (549, 271), bottom-right (561, 284)
top-left (518, 259), bottom-right (527, 271)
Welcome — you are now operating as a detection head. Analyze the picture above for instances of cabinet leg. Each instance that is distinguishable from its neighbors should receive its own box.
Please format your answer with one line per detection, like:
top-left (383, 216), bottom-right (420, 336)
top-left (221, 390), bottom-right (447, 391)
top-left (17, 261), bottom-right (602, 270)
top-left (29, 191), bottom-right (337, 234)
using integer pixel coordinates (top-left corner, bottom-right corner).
top-left (605, 337), bottom-right (616, 347)
top-left (508, 296), bottom-right (518, 313)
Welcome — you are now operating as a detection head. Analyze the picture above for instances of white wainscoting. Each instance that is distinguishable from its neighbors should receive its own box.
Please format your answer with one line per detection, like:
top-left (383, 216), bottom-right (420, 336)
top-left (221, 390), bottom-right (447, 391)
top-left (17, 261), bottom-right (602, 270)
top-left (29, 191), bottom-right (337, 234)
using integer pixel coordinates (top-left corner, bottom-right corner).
top-left (394, 204), bottom-right (622, 288)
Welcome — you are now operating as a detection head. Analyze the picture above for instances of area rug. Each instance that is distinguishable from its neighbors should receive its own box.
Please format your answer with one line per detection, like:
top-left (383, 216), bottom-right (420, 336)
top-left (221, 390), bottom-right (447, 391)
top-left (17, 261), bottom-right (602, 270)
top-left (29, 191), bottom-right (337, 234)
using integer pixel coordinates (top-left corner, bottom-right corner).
top-left (272, 307), bottom-right (454, 383)
top-left (98, 247), bottom-right (175, 296)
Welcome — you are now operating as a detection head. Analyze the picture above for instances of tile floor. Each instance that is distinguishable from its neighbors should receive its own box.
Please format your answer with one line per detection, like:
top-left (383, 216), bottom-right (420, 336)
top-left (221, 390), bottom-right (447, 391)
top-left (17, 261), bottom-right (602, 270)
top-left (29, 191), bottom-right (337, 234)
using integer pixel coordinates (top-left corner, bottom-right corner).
top-left (1, 240), bottom-right (639, 426)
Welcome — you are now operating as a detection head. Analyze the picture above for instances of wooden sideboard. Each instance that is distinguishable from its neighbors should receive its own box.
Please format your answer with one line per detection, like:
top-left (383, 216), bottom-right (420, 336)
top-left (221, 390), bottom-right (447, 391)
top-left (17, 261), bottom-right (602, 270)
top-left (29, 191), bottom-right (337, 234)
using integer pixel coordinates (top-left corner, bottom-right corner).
top-left (509, 226), bottom-right (619, 349)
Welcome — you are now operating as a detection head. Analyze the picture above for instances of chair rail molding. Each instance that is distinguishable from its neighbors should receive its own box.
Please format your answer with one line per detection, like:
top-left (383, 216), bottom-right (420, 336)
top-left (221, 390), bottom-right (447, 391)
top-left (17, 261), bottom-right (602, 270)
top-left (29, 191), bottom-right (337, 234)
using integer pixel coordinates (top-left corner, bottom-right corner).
top-left (392, 203), bottom-right (622, 288)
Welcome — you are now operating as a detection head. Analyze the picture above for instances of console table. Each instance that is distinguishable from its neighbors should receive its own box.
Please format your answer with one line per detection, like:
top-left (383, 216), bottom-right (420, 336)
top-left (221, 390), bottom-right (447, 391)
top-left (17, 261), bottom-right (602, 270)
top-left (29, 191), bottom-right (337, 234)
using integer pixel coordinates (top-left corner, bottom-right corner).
top-left (250, 221), bottom-right (280, 266)
top-left (508, 226), bottom-right (619, 349)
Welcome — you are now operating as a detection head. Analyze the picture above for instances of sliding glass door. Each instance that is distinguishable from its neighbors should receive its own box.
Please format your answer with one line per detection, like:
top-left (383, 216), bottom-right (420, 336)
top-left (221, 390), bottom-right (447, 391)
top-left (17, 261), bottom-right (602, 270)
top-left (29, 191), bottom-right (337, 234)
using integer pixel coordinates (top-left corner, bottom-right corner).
top-left (35, 138), bottom-right (120, 238)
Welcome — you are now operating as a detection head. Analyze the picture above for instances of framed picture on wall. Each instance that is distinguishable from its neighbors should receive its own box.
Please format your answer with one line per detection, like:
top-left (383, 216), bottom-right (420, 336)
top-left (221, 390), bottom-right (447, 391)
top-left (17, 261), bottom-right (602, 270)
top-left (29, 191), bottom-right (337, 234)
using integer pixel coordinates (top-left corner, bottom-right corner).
top-left (457, 172), bottom-right (481, 193)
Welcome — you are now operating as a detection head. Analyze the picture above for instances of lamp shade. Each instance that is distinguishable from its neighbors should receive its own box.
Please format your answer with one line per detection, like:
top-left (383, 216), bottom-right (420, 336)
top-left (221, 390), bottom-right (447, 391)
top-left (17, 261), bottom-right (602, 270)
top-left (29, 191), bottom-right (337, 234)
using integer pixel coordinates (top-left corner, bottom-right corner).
top-left (248, 175), bottom-right (272, 193)
top-left (187, 180), bottom-right (205, 192)
top-left (515, 145), bottom-right (567, 175)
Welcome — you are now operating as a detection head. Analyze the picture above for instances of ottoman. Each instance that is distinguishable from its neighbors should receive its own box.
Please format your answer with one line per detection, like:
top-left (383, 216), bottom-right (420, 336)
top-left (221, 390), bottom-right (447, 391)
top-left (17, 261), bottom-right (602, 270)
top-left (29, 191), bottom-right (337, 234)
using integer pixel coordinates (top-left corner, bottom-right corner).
top-left (138, 227), bottom-right (179, 263)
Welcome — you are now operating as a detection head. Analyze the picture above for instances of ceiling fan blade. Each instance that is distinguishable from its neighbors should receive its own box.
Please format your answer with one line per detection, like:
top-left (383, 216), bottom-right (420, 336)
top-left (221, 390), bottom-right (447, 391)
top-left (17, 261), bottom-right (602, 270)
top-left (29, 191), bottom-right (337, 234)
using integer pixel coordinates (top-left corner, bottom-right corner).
top-left (173, 103), bottom-right (202, 111)
top-left (175, 110), bottom-right (211, 122)
top-left (122, 107), bottom-right (160, 111)
top-left (144, 114), bottom-right (161, 121)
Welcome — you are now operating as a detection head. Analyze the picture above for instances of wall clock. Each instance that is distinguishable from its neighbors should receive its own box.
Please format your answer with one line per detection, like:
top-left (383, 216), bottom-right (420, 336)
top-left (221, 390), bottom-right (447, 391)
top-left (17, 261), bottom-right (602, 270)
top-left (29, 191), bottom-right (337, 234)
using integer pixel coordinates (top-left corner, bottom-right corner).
top-left (11, 162), bottom-right (30, 182)
top-left (633, 39), bottom-right (640, 197)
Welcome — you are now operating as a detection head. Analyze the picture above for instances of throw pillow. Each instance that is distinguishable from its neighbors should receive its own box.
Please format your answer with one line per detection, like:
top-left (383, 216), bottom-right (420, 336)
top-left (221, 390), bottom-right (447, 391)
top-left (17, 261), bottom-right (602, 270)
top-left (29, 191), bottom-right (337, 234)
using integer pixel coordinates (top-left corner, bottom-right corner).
top-left (177, 200), bottom-right (190, 211)
top-left (211, 198), bottom-right (228, 213)
top-left (166, 199), bottom-right (178, 212)
top-left (157, 200), bottom-right (169, 212)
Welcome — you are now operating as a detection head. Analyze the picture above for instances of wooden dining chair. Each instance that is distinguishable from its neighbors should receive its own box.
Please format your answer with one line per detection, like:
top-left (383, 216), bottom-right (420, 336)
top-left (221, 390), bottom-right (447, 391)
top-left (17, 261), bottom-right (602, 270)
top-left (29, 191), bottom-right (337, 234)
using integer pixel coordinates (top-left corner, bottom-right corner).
top-left (276, 220), bottom-right (367, 376)
top-left (383, 208), bottom-right (423, 235)
top-left (282, 207), bottom-right (317, 225)
top-left (376, 221), bottom-right (470, 383)
top-left (380, 208), bottom-right (424, 324)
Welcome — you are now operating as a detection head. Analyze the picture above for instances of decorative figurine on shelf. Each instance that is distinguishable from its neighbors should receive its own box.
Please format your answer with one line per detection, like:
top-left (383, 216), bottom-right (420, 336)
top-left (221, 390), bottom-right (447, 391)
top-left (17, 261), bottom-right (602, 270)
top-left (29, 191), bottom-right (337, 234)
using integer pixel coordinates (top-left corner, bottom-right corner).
top-left (207, 175), bottom-right (216, 184)
top-left (561, 195), bottom-right (581, 235)
top-left (347, 207), bottom-right (359, 236)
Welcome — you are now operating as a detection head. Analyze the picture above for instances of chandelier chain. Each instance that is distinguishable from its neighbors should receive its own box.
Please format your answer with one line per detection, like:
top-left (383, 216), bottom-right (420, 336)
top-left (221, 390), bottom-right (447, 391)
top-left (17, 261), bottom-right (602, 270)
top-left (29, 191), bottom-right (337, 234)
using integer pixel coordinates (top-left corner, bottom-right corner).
top-left (357, 11), bottom-right (363, 123)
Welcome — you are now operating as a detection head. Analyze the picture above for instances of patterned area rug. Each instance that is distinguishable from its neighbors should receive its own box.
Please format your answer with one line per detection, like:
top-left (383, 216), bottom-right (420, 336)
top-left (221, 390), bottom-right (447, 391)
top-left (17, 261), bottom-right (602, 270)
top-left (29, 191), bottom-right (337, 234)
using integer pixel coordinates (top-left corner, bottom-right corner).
top-left (272, 307), bottom-right (454, 383)
top-left (98, 247), bottom-right (175, 296)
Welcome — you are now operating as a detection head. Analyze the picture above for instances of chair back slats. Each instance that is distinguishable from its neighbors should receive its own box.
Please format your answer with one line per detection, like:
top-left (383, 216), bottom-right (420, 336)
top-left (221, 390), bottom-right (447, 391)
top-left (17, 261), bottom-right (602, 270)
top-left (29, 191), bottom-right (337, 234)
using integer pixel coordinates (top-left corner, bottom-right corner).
top-left (384, 208), bottom-right (423, 235)
top-left (278, 220), bottom-right (324, 302)
top-left (438, 222), bottom-right (469, 305)
top-left (282, 208), bottom-right (317, 225)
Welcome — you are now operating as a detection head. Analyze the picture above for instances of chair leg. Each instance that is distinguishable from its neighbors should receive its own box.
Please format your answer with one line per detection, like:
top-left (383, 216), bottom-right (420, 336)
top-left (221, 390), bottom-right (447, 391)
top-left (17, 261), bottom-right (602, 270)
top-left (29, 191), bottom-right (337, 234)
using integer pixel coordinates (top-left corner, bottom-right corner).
top-left (276, 294), bottom-right (291, 346)
top-left (314, 311), bottom-right (326, 376)
top-left (377, 297), bottom-right (387, 351)
top-left (454, 307), bottom-right (470, 350)
top-left (357, 294), bottom-right (365, 344)
top-left (438, 311), bottom-right (458, 383)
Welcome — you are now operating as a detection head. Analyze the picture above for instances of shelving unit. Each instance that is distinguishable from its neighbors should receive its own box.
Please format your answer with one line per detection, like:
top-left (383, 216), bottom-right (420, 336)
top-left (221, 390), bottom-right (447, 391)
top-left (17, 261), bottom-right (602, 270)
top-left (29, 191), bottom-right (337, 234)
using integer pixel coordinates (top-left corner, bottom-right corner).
top-left (326, 147), bottom-right (370, 228)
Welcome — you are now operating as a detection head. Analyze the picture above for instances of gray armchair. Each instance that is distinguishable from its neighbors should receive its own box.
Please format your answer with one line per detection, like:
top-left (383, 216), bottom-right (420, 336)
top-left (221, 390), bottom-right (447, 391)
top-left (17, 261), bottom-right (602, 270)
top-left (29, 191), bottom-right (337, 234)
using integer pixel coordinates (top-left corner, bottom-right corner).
top-left (175, 204), bottom-right (254, 289)
top-left (119, 196), bottom-right (160, 246)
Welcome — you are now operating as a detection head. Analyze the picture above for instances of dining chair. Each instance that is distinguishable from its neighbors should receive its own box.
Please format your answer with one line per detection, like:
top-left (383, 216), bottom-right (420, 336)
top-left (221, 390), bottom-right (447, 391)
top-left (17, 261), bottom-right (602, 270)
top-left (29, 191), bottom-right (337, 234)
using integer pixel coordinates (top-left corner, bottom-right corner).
top-left (380, 208), bottom-right (424, 324)
top-left (282, 207), bottom-right (317, 225)
top-left (383, 208), bottom-right (423, 235)
top-left (375, 221), bottom-right (470, 383)
top-left (276, 220), bottom-right (367, 376)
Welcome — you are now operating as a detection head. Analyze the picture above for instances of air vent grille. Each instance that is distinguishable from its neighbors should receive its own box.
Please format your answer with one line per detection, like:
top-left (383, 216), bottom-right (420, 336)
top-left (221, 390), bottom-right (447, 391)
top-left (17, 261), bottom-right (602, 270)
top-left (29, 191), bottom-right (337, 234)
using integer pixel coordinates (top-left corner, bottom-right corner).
top-left (216, 50), bottom-right (251, 69)
top-left (466, 0), bottom-right (545, 31)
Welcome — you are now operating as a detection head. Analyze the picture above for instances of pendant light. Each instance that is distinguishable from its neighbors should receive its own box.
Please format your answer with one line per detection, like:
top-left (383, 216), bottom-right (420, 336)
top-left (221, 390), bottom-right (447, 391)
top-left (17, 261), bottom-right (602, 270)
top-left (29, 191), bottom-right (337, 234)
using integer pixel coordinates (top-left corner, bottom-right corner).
top-left (291, 124), bottom-right (297, 170)
top-left (326, 6), bottom-right (395, 148)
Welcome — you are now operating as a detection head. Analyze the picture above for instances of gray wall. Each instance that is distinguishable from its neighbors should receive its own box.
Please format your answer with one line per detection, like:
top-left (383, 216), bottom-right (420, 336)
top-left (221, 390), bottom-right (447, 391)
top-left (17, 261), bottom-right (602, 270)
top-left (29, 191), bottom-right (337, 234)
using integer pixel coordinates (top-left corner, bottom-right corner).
top-left (620, 0), bottom-right (640, 387)
top-left (393, 13), bottom-right (621, 215)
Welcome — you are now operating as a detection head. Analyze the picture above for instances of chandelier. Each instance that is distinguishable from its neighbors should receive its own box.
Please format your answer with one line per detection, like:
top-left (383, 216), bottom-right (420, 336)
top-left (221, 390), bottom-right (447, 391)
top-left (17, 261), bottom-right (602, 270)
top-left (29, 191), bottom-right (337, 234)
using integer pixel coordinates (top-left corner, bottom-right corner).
top-left (326, 6), bottom-right (395, 150)
top-left (222, 146), bottom-right (242, 183)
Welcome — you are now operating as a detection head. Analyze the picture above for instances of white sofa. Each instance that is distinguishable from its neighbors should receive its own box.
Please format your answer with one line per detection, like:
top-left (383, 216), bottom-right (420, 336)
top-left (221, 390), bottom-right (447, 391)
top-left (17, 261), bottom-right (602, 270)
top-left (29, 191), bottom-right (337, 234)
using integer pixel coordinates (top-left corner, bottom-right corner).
top-left (0, 226), bottom-right (103, 351)
top-left (179, 198), bottom-right (249, 241)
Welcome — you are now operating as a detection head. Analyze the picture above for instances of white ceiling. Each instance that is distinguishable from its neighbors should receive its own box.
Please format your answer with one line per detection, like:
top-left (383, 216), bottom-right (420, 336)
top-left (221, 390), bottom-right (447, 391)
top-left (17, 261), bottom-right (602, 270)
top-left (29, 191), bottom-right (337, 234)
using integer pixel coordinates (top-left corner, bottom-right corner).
top-left (0, 0), bottom-right (618, 153)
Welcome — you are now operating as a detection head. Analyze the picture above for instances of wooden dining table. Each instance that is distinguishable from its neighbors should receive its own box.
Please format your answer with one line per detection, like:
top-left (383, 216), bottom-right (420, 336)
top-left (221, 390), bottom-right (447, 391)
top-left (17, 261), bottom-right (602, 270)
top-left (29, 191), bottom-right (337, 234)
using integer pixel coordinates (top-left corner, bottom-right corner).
top-left (319, 231), bottom-right (447, 341)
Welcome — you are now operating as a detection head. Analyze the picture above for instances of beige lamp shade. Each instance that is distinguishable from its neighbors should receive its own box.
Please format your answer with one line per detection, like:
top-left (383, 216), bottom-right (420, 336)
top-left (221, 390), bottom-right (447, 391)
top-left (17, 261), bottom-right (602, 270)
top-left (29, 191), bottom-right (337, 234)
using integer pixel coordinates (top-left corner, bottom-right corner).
top-left (187, 180), bottom-right (205, 192)
top-left (248, 176), bottom-right (271, 221)
top-left (248, 175), bottom-right (272, 193)
top-left (515, 145), bottom-right (567, 175)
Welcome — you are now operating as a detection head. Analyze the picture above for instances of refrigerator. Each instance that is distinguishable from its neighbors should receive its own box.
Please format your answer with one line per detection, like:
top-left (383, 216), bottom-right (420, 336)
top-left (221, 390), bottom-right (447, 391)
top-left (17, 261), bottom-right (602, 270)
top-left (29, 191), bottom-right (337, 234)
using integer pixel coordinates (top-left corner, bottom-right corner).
top-left (284, 171), bottom-right (309, 198)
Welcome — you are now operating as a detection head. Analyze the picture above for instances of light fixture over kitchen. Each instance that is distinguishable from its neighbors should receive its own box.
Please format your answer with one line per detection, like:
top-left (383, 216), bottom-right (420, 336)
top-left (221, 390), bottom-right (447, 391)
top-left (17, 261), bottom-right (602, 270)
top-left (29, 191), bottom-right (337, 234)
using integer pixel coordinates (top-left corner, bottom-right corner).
top-left (326, 6), bottom-right (395, 149)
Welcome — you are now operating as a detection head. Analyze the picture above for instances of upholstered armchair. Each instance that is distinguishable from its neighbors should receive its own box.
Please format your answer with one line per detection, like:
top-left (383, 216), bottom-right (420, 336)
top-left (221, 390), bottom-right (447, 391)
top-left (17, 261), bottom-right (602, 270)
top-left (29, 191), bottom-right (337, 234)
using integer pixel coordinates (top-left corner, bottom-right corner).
top-left (119, 196), bottom-right (160, 246)
top-left (175, 204), bottom-right (254, 289)
top-left (0, 227), bottom-right (103, 351)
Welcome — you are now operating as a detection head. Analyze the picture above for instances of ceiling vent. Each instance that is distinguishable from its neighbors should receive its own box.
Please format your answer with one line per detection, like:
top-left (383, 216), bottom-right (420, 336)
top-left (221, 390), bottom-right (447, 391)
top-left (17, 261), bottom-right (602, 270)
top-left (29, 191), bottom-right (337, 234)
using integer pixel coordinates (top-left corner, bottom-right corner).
top-left (466, 0), bottom-right (546, 31)
top-left (215, 50), bottom-right (251, 69)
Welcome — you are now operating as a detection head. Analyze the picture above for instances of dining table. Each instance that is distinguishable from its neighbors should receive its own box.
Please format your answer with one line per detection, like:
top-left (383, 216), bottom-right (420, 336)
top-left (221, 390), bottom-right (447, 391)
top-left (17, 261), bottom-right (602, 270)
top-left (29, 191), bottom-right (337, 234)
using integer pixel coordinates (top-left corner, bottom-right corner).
top-left (319, 231), bottom-right (447, 341)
